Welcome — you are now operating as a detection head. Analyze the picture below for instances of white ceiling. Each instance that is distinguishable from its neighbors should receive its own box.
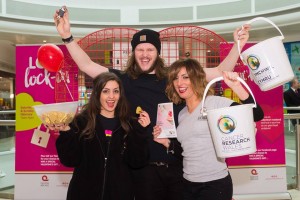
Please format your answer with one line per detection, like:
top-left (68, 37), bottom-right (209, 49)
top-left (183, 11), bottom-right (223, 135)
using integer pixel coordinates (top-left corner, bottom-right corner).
top-left (17, 0), bottom-right (229, 8)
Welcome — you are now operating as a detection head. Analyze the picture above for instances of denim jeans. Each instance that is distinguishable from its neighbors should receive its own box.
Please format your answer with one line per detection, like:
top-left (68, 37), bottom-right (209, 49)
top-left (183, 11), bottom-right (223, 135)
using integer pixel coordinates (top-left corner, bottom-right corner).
top-left (183, 174), bottom-right (233, 200)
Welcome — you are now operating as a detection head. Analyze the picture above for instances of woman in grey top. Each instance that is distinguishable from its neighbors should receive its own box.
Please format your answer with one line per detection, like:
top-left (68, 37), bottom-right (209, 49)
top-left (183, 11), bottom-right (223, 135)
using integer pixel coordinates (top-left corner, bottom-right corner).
top-left (153, 58), bottom-right (264, 200)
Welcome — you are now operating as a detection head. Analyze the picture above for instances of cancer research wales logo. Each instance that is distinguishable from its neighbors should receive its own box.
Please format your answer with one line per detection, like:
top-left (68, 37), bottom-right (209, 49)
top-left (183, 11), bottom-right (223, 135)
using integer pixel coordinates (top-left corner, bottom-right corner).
top-left (247, 55), bottom-right (260, 70)
top-left (217, 115), bottom-right (236, 134)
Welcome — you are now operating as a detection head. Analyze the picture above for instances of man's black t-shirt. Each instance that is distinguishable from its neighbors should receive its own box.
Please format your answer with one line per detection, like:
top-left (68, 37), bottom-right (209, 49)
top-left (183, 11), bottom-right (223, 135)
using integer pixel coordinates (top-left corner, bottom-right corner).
top-left (110, 69), bottom-right (184, 163)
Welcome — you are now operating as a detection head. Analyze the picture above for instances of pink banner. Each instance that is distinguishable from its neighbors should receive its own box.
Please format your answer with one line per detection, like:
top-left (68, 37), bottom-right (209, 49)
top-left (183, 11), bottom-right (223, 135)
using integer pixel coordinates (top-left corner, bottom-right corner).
top-left (220, 43), bottom-right (287, 196)
top-left (219, 43), bottom-right (285, 167)
top-left (15, 44), bottom-right (77, 172)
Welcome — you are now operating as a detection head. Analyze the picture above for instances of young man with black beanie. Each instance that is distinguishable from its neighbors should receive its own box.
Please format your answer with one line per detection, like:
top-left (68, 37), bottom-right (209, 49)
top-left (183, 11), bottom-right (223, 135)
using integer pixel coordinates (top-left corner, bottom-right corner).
top-left (53, 7), bottom-right (251, 200)
top-left (131, 29), bottom-right (161, 53)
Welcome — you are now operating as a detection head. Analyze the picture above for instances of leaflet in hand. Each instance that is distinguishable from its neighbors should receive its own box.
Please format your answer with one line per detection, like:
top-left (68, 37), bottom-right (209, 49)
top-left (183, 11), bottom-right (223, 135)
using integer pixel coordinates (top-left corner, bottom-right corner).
top-left (156, 102), bottom-right (177, 138)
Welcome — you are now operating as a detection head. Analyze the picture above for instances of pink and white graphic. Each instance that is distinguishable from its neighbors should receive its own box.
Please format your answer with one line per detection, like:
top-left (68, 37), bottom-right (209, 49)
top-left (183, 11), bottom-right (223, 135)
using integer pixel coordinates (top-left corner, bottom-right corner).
top-left (156, 102), bottom-right (177, 138)
top-left (15, 44), bottom-right (79, 199)
top-left (15, 45), bottom-right (77, 172)
top-left (30, 126), bottom-right (50, 148)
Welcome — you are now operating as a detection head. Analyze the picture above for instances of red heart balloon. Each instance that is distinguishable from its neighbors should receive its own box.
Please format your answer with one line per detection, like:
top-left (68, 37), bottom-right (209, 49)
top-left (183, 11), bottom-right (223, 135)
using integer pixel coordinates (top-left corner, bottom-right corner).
top-left (37, 44), bottom-right (64, 72)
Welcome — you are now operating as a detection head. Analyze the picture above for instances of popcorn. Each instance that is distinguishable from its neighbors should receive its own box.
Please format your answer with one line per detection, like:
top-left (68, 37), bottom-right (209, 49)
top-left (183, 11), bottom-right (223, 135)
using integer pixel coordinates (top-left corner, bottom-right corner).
top-left (40, 111), bottom-right (74, 125)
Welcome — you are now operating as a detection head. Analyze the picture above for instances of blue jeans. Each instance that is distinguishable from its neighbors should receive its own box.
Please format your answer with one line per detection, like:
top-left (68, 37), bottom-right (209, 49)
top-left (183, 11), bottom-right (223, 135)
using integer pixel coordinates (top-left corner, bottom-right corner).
top-left (183, 174), bottom-right (233, 200)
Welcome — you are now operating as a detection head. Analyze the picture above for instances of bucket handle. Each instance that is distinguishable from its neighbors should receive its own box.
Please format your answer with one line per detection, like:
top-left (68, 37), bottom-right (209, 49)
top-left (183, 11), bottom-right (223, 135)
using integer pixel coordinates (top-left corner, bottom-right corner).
top-left (237, 17), bottom-right (285, 64)
top-left (201, 77), bottom-right (257, 116)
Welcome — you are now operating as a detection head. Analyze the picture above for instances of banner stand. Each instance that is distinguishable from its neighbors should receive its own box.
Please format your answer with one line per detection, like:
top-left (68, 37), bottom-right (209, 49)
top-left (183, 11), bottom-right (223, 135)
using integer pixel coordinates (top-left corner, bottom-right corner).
top-left (233, 192), bottom-right (291, 200)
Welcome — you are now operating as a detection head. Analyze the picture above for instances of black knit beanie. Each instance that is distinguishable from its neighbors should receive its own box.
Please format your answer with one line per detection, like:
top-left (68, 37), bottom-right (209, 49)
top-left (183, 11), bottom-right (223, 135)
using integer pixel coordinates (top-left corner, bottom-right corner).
top-left (131, 29), bottom-right (161, 54)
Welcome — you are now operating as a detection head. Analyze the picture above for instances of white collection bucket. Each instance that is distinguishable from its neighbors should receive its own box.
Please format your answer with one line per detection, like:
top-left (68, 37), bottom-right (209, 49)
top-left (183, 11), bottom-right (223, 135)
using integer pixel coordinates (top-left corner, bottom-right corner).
top-left (201, 77), bottom-right (257, 158)
top-left (238, 17), bottom-right (294, 91)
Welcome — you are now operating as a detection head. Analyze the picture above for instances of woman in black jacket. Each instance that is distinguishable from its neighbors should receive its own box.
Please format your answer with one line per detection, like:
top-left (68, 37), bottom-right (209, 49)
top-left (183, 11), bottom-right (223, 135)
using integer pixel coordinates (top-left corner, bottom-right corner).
top-left (55, 72), bottom-right (151, 200)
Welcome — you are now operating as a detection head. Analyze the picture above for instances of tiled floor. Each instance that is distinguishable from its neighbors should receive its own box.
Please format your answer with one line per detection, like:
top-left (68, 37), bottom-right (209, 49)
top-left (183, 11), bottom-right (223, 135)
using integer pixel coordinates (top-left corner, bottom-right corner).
top-left (289, 189), bottom-right (300, 199)
top-left (0, 186), bottom-right (13, 199)
top-left (0, 189), bottom-right (299, 200)
top-left (284, 121), bottom-right (298, 189)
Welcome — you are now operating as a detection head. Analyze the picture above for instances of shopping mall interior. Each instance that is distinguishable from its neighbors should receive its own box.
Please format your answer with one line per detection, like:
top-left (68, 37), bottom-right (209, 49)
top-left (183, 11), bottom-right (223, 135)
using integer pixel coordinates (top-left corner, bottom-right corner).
top-left (0, 0), bottom-right (300, 199)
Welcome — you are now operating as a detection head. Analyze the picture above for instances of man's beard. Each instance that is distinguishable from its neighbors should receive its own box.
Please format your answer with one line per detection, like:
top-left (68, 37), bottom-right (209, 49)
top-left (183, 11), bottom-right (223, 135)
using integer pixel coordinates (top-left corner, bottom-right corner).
top-left (135, 62), bottom-right (156, 74)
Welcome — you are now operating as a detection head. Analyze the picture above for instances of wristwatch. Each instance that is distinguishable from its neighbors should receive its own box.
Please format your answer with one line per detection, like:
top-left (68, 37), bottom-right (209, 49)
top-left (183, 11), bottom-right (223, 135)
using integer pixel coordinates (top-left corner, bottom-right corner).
top-left (62, 35), bottom-right (74, 44)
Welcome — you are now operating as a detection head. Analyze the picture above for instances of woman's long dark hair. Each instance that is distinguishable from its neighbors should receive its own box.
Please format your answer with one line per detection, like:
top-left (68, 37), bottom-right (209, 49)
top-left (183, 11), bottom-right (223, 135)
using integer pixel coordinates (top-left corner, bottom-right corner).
top-left (74, 72), bottom-right (131, 138)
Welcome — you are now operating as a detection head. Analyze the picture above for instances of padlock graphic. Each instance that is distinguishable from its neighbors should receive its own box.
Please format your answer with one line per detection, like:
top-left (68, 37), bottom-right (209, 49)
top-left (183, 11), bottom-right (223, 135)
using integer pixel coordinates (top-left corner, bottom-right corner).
top-left (31, 125), bottom-right (50, 148)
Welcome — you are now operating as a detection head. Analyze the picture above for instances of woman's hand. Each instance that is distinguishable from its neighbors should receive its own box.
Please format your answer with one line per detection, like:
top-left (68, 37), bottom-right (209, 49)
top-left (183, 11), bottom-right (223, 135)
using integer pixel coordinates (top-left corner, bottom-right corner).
top-left (222, 71), bottom-right (241, 88)
top-left (223, 71), bottom-right (249, 101)
top-left (53, 5), bottom-right (72, 39)
top-left (44, 123), bottom-right (70, 132)
top-left (234, 24), bottom-right (251, 49)
top-left (137, 111), bottom-right (151, 127)
top-left (152, 125), bottom-right (170, 148)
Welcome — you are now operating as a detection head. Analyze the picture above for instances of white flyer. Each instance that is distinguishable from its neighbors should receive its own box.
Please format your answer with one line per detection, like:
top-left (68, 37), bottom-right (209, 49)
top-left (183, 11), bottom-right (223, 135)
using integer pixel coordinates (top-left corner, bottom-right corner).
top-left (156, 102), bottom-right (177, 138)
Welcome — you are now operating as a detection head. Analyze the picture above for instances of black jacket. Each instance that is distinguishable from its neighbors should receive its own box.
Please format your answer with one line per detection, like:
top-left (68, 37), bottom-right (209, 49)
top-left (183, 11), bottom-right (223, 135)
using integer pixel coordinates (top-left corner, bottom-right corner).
top-left (284, 88), bottom-right (300, 114)
top-left (56, 115), bottom-right (149, 200)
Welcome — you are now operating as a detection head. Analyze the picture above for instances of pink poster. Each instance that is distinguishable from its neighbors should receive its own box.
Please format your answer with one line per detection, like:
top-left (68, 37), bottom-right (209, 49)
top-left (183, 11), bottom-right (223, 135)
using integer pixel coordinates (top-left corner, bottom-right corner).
top-left (15, 44), bottom-right (78, 199)
top-left (220, 43), bottom-right (288, 196)
top-left (220, 43), bottom-right (285, 167)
